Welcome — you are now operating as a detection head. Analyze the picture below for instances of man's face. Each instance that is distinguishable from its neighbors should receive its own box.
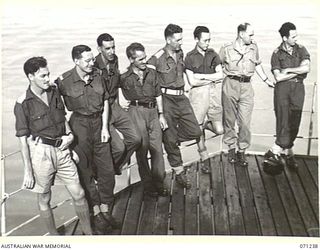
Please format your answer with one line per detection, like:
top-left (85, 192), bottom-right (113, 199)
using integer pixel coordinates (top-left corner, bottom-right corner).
top-left (75, 51), bottom-right (95, 74)
top-left (284, 30), bottom-right (298, 47)
top-left (167, 33), bottom-right (183, 51)
top-left (196, 32), bottom-right (211, 51)
top-left (99, 40), bottom-right (115, 62)
top-left (130, 50), bottom-right (147, 71)
top-left (29, 67), bottom-right (50, 90)
top-left (241, 25), bottom-right (254, 45)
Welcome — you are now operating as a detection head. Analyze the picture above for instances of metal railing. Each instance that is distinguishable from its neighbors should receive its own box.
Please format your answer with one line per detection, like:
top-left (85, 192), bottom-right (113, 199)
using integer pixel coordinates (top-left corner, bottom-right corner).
top-left (1, 82), bottom-right (317, 236)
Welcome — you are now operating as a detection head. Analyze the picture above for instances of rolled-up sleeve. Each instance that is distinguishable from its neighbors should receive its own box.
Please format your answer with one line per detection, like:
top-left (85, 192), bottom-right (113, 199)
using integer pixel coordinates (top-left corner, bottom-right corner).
top-left (14, 102), bottom-right (30, 137)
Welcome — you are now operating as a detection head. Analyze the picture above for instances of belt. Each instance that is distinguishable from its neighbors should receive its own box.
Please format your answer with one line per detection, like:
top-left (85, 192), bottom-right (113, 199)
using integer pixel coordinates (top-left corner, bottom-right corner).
top-left (32, 136), bottom-right (62, 147)
top-left (227, 75), bottom-right (251, 82)
top-left (130, 100), bottom-right (157, 108)
top-left (287, 77), bottom-right (303, 83)
top-left (74, 112), bottom-right (102, 119)
top-left (161, 87), bottom-right (184, 95)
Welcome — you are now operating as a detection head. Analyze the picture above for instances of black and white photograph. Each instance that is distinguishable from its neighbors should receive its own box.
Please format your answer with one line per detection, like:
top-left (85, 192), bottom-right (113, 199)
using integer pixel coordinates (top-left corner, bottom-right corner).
top-left (0, 0), bottom-right (318, 248)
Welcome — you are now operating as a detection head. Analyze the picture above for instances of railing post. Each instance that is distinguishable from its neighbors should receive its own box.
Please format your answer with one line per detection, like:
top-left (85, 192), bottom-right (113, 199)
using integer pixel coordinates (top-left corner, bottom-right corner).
top-left (1, 156), bottom-right (6, 236)
top-left (307, 82), bottom-right (317, 156)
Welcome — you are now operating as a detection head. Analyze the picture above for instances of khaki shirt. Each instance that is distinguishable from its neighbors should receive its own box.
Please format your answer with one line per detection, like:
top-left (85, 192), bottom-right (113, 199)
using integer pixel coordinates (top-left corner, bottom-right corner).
top-left (219, 41), bottom-right (261, 77)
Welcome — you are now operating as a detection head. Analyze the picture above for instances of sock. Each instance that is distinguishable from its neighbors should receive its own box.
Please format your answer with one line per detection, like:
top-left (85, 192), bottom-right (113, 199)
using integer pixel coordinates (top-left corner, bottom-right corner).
top-left (271, 143), bottom-right (283, 155)
top-left (93, 205), bottom-right (100, 216)
top-left (39, 209), bottom-right (59, 235)
top-left (174, 166), bottom-right (184, 175)
top-left (100, 203), bottom-right (109, 213)
top-left (74, 201), bottom-right (93, 235)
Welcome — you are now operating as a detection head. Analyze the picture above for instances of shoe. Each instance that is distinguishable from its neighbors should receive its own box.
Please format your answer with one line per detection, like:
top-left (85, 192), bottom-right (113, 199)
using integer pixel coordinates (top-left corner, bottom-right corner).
top-left (175, 171), bottom-right (191, 189)
top-left (144, 189), bottom-right (158, 197)
top-left (157, 187), bottom-right (169, 197)
top-left (228, 148), bottom-right (237, 163)
top-left (101, 212), bottom-right (121, 229)
top-left (285, 155), bottom-right (298, 171)
top-left (92, 213), bottom-right (112, 235)
top-left (237, 151), bottom-right (248, 167)
top-left (114, 166), bottom-right (122, 176)
top-left (200, 159), bottom-right (210, 174)
top-left (262, 150), bottom-right (284, 176)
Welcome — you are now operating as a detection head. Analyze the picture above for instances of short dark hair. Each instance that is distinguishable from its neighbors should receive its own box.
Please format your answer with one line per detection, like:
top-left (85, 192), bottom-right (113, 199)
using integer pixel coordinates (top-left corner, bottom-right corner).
top-left (23, 57), bottom-right (47, 76)
top-left (237, 22), bottom-right (251, 34)
top-left (97, 33), bottom-right (114, 47)
top-left (164, 24), bottom-right (183, 39)
top-left (193, 26), bottom-right (210, 39)
top-left (279, 22), bottom-right (296, 38)
top-left (71, 45), bottom-right (91, 60)
top-left (126, 42), bottom-right (145, 59)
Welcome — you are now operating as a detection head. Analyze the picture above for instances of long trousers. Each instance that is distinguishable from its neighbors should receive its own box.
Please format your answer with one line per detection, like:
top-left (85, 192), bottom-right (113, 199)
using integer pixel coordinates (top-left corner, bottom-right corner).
top-left (222, 77), bottom-right (254, 150)
top-left (162, 94), bottom-right (202, 168)
top-left (69, 113), bottom-right (115, 208)
top-left (274, 80), bottom-right (305, 149)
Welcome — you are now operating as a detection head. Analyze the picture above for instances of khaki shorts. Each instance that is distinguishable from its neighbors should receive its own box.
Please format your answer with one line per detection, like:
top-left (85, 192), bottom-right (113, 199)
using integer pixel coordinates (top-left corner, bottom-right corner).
top-left (28, 138), bottom-right (80, 193)
top-left (189, 83), bottom-right (222, 125)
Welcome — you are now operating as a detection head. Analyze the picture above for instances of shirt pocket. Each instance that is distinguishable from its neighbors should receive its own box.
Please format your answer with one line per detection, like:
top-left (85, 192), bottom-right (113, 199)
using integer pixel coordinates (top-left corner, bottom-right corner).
top-left (30, 111), bottom-right (51, 133)
top-left (64, 86), bottom-right (85, 110)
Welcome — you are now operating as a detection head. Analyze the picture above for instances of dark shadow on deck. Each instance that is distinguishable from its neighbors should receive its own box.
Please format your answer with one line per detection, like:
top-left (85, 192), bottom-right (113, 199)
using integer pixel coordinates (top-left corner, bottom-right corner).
top-left (66, 153), bottom-right (319, 236)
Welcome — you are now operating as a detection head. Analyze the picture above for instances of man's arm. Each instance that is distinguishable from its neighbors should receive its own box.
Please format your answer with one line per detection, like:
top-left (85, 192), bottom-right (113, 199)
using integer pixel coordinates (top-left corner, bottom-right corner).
top-left (194, 64), bottom-right (224, 82)
top-left (281, 59), bottom-right (310, 75)
top-left (101, 100), bottom-right (110, 142)
top-left (255, 64), bottom-right (275, 87)
top-left (272, 69), bottom-right (297, 82)
top-left (156, 95), bottom-right (168, 131)
top-left (58, 120), bottom-right (74, 150)
top-left (18, 136), bottom-right (35, 189)
top-left (185, 69), bottom-right (212, 87)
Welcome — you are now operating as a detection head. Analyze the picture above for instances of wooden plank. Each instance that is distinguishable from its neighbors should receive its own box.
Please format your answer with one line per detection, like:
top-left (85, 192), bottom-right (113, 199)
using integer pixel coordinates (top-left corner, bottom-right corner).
top-left (137, 195), bottom-right (157, 235)
top-left (121, 183), bottom-right (144, 235)
top-left (211, 154), bottom-right (229, 235)
top-left (170, 171), bottom-right (185, 235)
top-left (284, 163), bottom-right (319, 237)
top-left (274, 166), bottom-right (307, 236)
top-left (184, 162), bottom-right (198, 234)
top-left (303, 158), bottom-right (318, 188)
top-left (247, 156), bottom-right (276, 236)
top-left (153, 171), bottom-right (173, 235)
top-left (221, 153), bottom-right (245, 235)
top-left (255, 156), bottom-right (291, 236)
top-left (198, 159), bottom-right (213, 235)
top-left (111, 186), bottom-right (131, 235)
top-left (296, 158), bottom-right (319, 222)
top-left (234, 155), bottom-right (260, 235)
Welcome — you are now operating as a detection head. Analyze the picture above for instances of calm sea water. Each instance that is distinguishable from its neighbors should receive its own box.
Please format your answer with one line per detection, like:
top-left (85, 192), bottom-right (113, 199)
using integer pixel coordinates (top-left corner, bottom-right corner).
top-left (1, 3), bottom-right (318, 233)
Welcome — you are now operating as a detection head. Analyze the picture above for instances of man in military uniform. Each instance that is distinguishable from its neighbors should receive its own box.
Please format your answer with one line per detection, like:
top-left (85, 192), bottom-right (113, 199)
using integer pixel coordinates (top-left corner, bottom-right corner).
top-left (120, 42), bottom-right (169, 196)
top-left (14, 57), bottom-right (92, 235)
top-left (264, 22), bottom-right (310, 174)
top-left (95, 33), bottom-right (141, 175)
top-left (185, 26), bottom-right (224, 174)
top-left (56, 45), bottom-right (118, 234)
top-left (147, 24), bottom-right (202, 189)
top-left (219, 23), bottom-right (274, 167)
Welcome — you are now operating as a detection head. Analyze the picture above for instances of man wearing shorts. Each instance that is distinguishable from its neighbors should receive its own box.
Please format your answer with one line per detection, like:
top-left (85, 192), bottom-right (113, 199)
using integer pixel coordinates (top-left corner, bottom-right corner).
top-left (185, 26), bottom-right (224, 174)
top-left (14, 57), bottom-right (92, 235)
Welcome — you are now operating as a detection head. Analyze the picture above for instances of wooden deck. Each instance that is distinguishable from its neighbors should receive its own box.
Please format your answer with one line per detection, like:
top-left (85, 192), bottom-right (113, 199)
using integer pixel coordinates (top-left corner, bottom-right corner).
top-left (62, 153), bottom-right (319, 236)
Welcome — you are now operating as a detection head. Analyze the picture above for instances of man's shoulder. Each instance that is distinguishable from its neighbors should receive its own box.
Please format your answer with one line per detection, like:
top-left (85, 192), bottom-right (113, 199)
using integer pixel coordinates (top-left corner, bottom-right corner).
top-left (152, 49), bottom-right (165, 59)
top-left (221, 41), bottom-right (233, 49)
top-left (58, 69), bottom-right (73, 82)
top-left (16, 92), bottom-right (27, 104)
top-left (120, 69), bottom-right (131, 79)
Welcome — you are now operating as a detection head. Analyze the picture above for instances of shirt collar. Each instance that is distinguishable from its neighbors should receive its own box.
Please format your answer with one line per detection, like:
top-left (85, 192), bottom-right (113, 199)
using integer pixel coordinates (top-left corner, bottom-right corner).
top-left (163, 45), bottom-right (183, 60)
top-left (25, 85), bottom-right (54, 103)
top-left (279, 42), bottom-right (298, 54)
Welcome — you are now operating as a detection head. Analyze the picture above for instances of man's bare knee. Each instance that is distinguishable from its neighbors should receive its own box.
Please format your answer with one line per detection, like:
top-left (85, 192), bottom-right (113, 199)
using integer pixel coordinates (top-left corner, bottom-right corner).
top-left (37, 192), bottom-right (51, 211)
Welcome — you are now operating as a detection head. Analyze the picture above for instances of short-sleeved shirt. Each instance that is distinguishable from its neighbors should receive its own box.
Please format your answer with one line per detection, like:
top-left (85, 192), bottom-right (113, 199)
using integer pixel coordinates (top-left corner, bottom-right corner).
top-left (271, 43), bottom-right (310, 80)
top-left (55, 67), bottom-right (109, 116)
top-left (94, 53), bottom-right (120, 105)
top-left (120, 66), bottom-right (161, 103)
top-left (14, 85), bottom-right (66, 138)
top-left (219, 41), bottom-right (261, 77)
top-left (147, 46), bottom-right (185, 90)
top-left (185, 47), bottom-right (222, 74)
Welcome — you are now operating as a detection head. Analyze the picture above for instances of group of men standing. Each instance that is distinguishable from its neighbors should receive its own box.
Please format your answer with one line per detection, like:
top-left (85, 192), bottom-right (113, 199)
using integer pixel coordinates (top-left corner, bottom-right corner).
top-left (14, 21), bottom-right (310, 235)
